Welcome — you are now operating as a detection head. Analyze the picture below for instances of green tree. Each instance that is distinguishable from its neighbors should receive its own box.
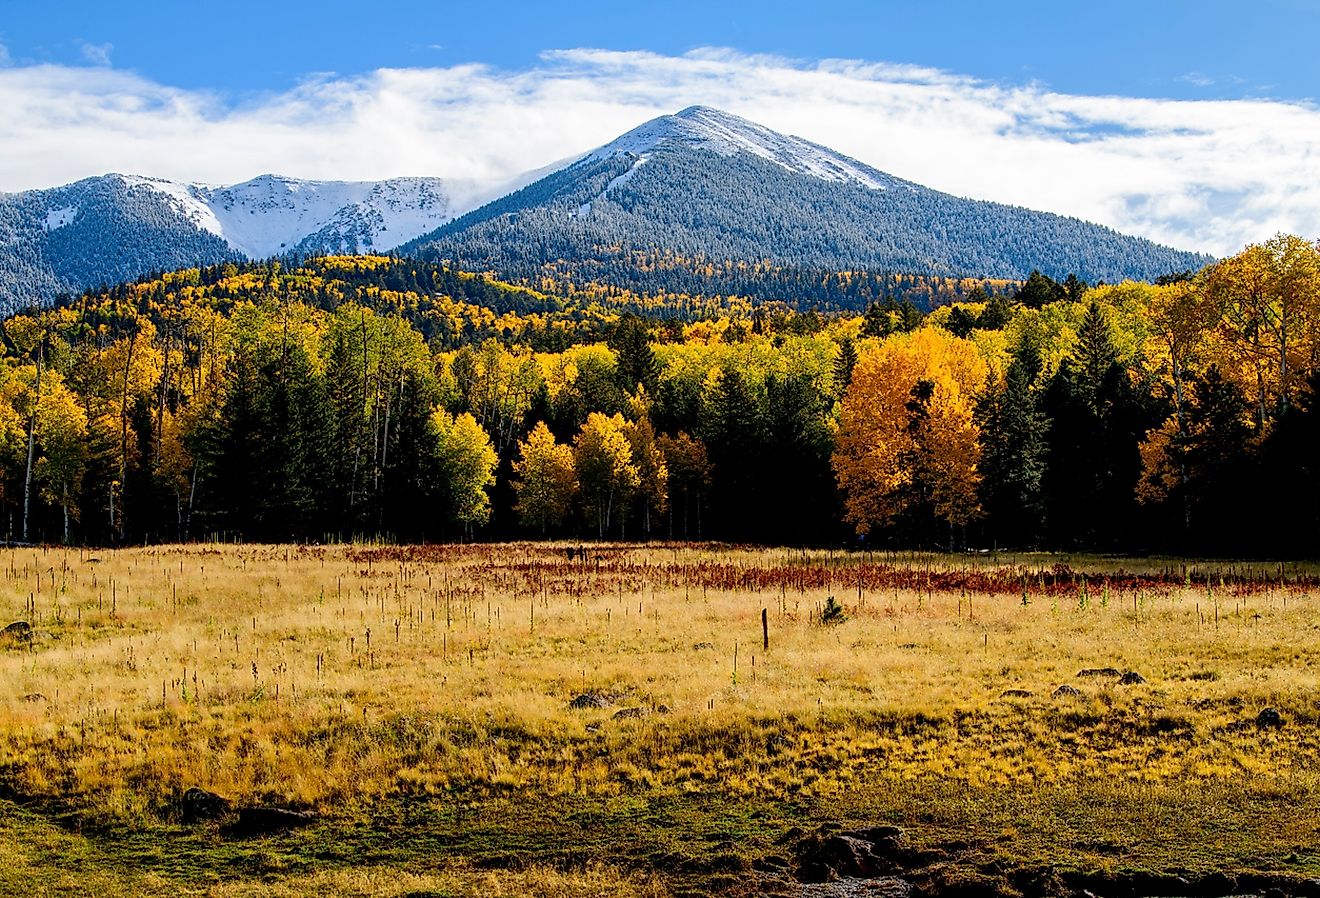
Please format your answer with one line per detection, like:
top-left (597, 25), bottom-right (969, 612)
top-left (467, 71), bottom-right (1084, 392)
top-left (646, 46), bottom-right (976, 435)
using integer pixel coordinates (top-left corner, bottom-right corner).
top-left (833, 337), bottom-right (858, 397)
top-left (976, 351), bottom-right (1049, 546)
top-left (1015, 270), bottom-right (1066, 309)
top-left (574, 412), bottom-right (639, 538)
top-left (610, 314), bottom-right (661, 394)
top-left (513, 421), bottom-right (577, 534)
top-left (434, 410), bottom-right (498, 534)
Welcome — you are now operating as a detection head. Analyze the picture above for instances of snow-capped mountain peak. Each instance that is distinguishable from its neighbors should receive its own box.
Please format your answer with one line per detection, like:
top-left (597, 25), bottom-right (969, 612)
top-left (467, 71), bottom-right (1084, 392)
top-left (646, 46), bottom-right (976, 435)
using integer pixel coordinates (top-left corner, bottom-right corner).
top-left (586, 105), bottom-right (902, 191)
top-left (109, 172), bottom-right (461, 258)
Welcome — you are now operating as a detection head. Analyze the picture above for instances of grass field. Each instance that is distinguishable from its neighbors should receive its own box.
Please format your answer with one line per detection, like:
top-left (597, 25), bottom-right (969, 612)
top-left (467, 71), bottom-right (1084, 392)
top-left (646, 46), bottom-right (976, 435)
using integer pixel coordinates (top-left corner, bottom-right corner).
top-left (3, 542), bottom-right (1320, 896)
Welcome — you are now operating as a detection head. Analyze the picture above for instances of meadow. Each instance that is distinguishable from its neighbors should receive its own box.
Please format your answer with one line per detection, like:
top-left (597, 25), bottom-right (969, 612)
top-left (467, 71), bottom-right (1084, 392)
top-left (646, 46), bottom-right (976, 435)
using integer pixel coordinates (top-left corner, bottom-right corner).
top-left (3, 542), bottom-right (1320, 897)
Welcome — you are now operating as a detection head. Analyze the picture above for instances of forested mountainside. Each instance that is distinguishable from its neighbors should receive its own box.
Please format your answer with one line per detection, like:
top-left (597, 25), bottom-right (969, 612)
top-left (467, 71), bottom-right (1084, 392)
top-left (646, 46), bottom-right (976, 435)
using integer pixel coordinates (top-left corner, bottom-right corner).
top-left (0, 175), bottom-right (239, 308)
top-left (0, 236), bottom-right (1316, 555)
top-left (2, 107), bottom-right (1211, 313)
top-left (408, 106), bottom-right (1212, 296)
top-left (0, 174), bottom-right (462, 310)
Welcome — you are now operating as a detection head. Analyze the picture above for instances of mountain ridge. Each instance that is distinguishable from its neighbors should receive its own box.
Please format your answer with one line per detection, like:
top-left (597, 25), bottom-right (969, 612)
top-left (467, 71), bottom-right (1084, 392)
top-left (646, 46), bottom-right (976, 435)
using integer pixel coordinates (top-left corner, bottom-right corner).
top-left (0, 106), bottom-right (1214, 311)
top-left (406, 106), bottom-right (1212, 294)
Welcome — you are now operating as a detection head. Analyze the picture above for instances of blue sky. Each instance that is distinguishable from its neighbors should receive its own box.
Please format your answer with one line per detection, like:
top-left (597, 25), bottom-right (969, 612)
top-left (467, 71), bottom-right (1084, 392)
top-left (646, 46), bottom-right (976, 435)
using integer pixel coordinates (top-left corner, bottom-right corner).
top-left (1, 1), bottom-right (1318, 255)
top-left (3, 0), bottom-right (1315, 101)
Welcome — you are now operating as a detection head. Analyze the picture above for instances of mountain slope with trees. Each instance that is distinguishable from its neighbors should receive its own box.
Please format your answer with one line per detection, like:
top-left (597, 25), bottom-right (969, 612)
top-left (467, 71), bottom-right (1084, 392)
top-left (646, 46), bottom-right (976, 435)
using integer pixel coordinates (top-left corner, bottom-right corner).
top-left (408, 106), bottom-right (1212, 301)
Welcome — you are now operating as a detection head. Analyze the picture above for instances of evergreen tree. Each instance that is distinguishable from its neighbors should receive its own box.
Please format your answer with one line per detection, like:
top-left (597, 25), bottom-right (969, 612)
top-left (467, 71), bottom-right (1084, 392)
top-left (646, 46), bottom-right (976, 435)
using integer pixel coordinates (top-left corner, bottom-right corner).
top-left (1176, 366), bottom-right (1254, 550)
top-left (976, 293), bottom-right (1013, 330)
top-left (700, 368), bottom-right (764, 539)
top-left (833, 337), bottom-right (858, 397)
top-left (976, 352), bottom-right (1049, 547)
top-left (610, 314), bottom-right (660, 394)
top-left (380, 369), bottom-right (440, 540)
top-left (1015, 270), bottom-right (1066, 309)
top-left (1043, 308), bottom-right (1151, 549)
top-left (861, 302), bottom-right (892, 338)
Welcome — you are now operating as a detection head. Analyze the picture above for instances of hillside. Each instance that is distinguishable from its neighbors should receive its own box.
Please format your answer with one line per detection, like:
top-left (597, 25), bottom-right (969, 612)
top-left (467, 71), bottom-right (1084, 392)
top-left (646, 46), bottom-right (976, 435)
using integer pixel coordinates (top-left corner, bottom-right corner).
top-left (1, 106), bottom-right (1213, 313)
top-left (408, 106), bottom-right (1213, 297)
top-left (0, 173), bottom-right (482, 311)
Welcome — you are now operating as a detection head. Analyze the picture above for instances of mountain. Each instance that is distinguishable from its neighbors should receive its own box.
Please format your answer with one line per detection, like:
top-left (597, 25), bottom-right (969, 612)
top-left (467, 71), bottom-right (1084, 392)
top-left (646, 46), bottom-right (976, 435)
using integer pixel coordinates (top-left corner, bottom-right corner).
top-left (406, 105), bottom-right (1212, 298)
top-left (0, 106), bottom-right (1215, 313)
top-left (0, 173), bottom-right (486, 311)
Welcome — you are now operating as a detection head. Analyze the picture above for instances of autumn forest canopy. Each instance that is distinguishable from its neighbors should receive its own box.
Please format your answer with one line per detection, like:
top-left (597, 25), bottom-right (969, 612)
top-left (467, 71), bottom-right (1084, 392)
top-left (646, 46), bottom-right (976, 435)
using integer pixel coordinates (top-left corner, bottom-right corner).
top-left (2, 237), bottom-right (1319, 555)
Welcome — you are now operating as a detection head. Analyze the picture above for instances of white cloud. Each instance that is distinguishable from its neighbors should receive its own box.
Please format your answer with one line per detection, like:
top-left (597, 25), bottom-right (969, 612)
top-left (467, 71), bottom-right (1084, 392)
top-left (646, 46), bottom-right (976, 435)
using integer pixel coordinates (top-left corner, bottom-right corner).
top-left (76, 41), bottom-right (113, 67)
top-left (1, 48), bottom-right (1318, 256)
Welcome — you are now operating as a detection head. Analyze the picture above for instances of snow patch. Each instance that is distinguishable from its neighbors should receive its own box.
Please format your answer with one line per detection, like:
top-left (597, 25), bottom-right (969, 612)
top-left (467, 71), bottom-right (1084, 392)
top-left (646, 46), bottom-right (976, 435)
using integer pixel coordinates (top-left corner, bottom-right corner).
top-left (110, 173), bottom-right (467, 259)
top-left (603, 154), bottom-right (649, 195)
top-left (43, 205), bottom-right (79, 231)
top-left (119, 174), bottom-right (225, 237)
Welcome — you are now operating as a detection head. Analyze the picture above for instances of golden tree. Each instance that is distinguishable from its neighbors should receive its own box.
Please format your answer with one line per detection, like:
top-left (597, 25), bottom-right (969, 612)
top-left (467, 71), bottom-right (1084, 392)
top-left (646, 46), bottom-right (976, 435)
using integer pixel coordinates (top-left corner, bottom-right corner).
top-left (834, 328), bottom-right (987, 538)
top-left (574, 412), bottom-right (639, 538)
top-left (1203, 234), bottom-right (1320, 424)
top-left (513, 422), bottom-right (577, 534)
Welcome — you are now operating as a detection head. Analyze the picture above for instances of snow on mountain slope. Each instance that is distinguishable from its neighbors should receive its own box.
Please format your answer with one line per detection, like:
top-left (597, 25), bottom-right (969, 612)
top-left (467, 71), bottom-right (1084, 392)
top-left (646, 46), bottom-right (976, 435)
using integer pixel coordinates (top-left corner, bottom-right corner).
top-left (43, 205), bottom-right (79, 231)
top-left (585, 105), bottom-right (906, 192)
top-left (123, 173), bottom-right (462, 258)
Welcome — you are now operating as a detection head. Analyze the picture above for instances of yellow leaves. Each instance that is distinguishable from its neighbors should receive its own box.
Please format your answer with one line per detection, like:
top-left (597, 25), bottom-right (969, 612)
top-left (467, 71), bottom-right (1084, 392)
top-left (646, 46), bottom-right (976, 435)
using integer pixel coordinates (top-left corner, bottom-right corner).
top-left (513, 422), bottom-right (577, 532)
top-left (1203, 234), bottom-right (1320, 417)
top-left (433, 411), bottom-right (498, 528)
top-left (1136, 417), bottom-right (1180, 506)
top-left (835, 329), bottom-right (987, 534)
top-left (574, 412), bottom-right (641, 536)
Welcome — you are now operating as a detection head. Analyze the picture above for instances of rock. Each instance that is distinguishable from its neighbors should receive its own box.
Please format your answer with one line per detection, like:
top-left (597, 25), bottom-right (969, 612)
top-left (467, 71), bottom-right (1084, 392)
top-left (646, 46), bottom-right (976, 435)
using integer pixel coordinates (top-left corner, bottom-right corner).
top-left (612, 707), bottom-right (647, 720)
top-left (1000, 689), bottom-right (1033, 699)
top-left (693, 642), bottom-right (715, 651)
top-left (1118, 671), bottom-right (1147, 685)
top-left (568, 693), bottom-right (611, 710)
top-left (1077, 667), bottom-right (1120, 678)
top-left (1257, 707), bottom-right (1285, 728)
top-left (794, 824), bottom-right (906, 883)
top-left (797, 834), bottom-right (883, 881)
top-left (227, 806), bottom-right (317, 835)
top-left (181, 787), bottom-right (230, 823)
top-left (22, 693), bottom-right (47, 703)
top-left (844, 826), bottom-right (904, 861)
top-left (1, 621), bottom-right (32, 643)
top-left (1053, 684), bottom-right (1083, 698)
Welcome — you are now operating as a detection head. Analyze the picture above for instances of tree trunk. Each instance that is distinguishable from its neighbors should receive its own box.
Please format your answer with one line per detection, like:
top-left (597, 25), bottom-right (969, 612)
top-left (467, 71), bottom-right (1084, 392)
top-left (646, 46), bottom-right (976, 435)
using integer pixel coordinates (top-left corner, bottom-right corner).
top-left (117, 332), bottom-right (136, 541)
top-left (1171, 352), bottom-right (1191, 531)
top-left (22, 340), bottom-right (43, 543)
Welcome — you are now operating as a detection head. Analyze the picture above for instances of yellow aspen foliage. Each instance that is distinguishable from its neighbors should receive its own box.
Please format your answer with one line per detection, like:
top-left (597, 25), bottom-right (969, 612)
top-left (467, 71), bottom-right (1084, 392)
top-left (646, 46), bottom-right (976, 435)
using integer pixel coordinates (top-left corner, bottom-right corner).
top-left (1203, 234), bottom-right (1320, 422)
top-left (574, 412), bottom-right (640, 538)
top-left (834, 328), bottom-right (987, 535)
top-left (513, 422), bottom-right (577, 533)
top-left (433, 411), bottom-right (498, 531)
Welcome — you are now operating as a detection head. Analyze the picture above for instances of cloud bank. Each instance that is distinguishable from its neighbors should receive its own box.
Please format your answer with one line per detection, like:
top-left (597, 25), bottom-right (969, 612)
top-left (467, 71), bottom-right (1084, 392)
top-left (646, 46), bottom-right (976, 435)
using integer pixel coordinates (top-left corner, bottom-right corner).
top-left (1, 47), bottom-right (1318, 256)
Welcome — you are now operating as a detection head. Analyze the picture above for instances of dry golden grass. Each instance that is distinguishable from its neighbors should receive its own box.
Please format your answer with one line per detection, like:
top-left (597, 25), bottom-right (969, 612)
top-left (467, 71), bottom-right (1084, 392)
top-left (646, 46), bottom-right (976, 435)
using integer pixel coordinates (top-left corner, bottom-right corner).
top-left (2, 541), bottom-right (1319, 827)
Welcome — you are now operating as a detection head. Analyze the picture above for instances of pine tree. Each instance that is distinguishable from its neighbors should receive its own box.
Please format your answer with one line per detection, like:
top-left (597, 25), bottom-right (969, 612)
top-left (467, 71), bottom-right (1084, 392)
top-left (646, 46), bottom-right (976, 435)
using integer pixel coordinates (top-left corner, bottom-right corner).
top-left (1014, 270), bottom-right (1065, 309)
top-left (976, 353), bottom-right (1049, 546)
top-left (1073, 302), bottom-right (1119, 406)
top-left (833, 337), bottom-right (858, 397)
top-left (610, 314), bottom-right (660, 394)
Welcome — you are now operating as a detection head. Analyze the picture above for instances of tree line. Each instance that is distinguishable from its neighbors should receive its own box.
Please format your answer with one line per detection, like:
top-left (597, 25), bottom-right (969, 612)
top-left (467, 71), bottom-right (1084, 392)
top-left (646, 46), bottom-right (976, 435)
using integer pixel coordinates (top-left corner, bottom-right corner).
top-left (1, 236), bottom-right (1317, 554)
